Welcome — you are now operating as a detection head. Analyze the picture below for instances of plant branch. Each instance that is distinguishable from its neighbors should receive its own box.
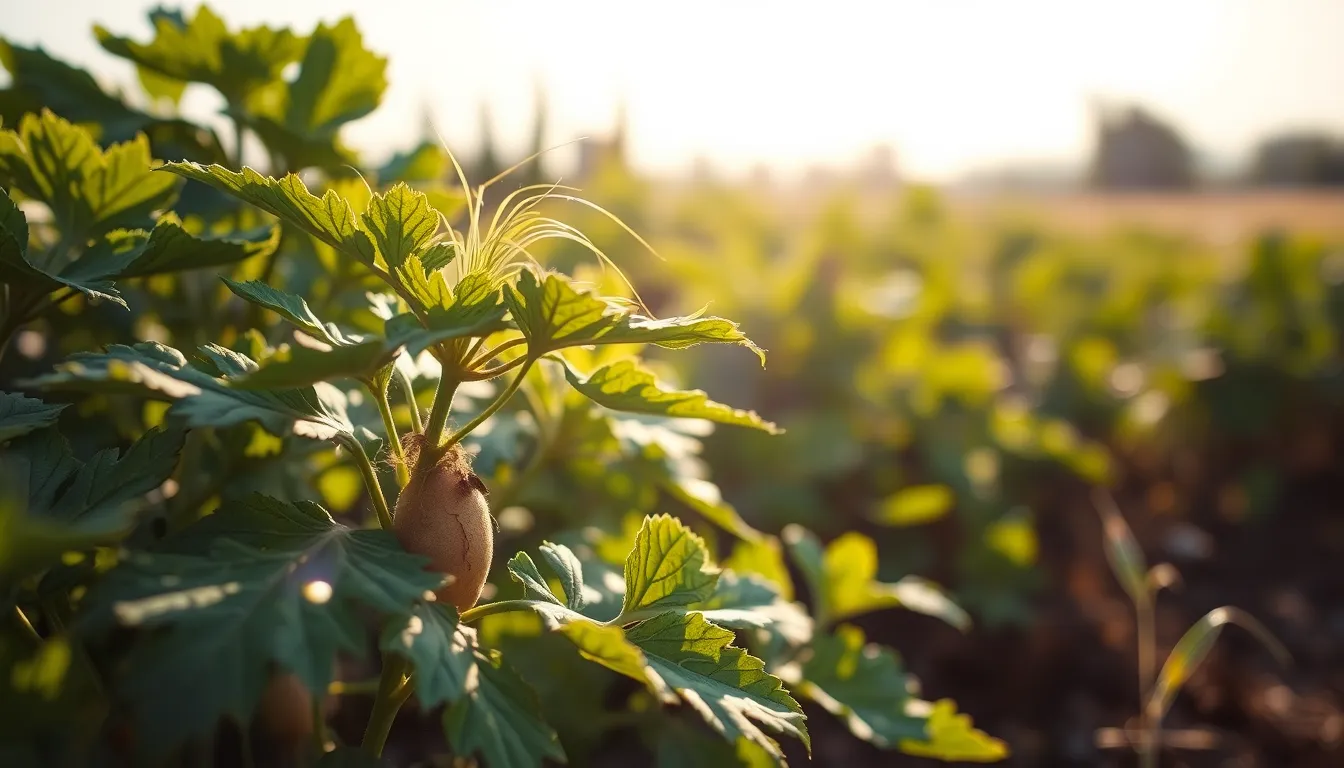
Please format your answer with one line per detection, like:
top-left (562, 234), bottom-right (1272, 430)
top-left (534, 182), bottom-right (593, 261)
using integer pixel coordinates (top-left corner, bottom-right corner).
top-left (392, 365), bottom-right (424, 433)
top-left (423, 372), bottom-right (461, 452)
top-left (461, 355), bottom-right (526, 381)
top-left (459, 599), bottom-right (543, 624)
top-left (1138, 592), bottom-right (1157, 768)
top-left (467, 336), bottom-right (526, 370)
top-left (360, 655), bottom-right (409, 758)
top-left (443, 358), bottom-right (535, 448)
top-left (340, 434), bottom-right (394, 530)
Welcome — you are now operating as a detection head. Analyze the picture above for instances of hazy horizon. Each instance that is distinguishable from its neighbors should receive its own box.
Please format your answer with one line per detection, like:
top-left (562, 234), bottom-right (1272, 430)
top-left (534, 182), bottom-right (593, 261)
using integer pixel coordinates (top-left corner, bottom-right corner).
top-left (6, 0), bottom-right (1344, 182)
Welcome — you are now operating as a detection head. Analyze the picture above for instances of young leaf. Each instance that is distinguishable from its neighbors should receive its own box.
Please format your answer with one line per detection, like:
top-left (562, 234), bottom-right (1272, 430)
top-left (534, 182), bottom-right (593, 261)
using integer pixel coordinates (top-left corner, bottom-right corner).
top-left (871, 484), bottom-right (955, 527)
top-left (1092, 489), bottom-right (1149, 606)
top-left (618, 514), bottom-right (719, 618)
top-left (1148, 606), bottom-right (1291, 721)
top-left (161, 163), bottom-right (378, 267)
top-left (508, 551), bottom-right (565, 608)
top-left (94, 6), bottom-right (304, 104)
top-left (443, 649), bottom-right (567, 768)
top-left (538, 541), bottom-right (586, 611)
top-left (625, 610), bottom-right (810, 761)
top-left (505, 271), bottom-right (765, 362)
top-left (784, 526), bottom-right (968, 630)
top-left (0, 391), bottom-right (67, 441)
top-left (361, 182), bottom-right (439, 269)
top-left (25, 342), bottom-right (353, 441)
top-left (84, 494), bottom-right (443, 748)
top-left (383, 272), bottom-right (510, 356)
top-left (897, 700), bottom-right (1009, 763)
top-left (558, 358), bottom-right (780, 434)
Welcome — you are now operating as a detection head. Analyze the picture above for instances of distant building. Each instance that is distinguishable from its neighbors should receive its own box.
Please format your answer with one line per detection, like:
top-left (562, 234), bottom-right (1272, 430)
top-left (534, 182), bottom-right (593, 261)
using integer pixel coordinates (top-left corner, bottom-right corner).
top-left (1089, 104), bottom-right (1194, 190)
top-left (1250, 132), bottom-right (1344, 187)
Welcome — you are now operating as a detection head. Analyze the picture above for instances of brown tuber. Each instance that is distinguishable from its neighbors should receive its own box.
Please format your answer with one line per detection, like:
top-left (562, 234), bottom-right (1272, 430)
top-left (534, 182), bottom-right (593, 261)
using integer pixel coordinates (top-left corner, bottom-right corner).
top-left (393, 436), bottom-right (493, 613)
top-left (257, 671), bottom-right (314, 746)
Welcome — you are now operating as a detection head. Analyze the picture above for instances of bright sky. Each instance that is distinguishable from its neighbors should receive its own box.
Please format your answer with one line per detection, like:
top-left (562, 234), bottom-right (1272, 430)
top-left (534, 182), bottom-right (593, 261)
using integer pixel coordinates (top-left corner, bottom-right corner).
top-left (7, 0), bottom-right (1344, 181)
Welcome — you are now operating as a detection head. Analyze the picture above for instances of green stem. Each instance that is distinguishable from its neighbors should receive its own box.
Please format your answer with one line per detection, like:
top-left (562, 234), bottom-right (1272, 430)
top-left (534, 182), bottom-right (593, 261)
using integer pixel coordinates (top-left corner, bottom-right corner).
top-left (443, 358), bottom-right (535, 449)
top-left (423, 372), bottom-right (461, 451)
top-left (393, 366), bottom-right (424, 433)
top-left (312, 691), bottom-right (329, 756)
top-left (1137, 593), bottom-right (1158, 768)
top-left (360, 655), bottom-right (409, 758)
top-left (341, 435), bottom-right (393, 530)
top-left (459, 599), bottom-right (542, 624)
top-left (467, 336), bottom-right (526, 370)
top-left (328, 679), bottom-right (382, 696)
top-left (370, 382), bottom-right (410, 488)
top-left (462, 355), bottom-right (526, 381)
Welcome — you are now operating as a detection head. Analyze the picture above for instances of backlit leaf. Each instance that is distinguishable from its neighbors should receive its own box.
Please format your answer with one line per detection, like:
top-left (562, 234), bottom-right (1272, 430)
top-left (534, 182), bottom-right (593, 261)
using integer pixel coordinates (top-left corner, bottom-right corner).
top-left (1149, 606), bottom-right (1290, 721)
top-left (559, 358), bottom-right (780, 434)
top-left (626, 610), bottom-right (810, 761)
top-left (619, 514), bottom-right (719, 618)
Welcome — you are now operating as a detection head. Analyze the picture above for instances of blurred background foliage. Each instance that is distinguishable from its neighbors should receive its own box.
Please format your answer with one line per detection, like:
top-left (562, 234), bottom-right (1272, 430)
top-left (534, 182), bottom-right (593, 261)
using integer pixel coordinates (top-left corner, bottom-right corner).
top-left (4, 3), bottom-right (1344, 766)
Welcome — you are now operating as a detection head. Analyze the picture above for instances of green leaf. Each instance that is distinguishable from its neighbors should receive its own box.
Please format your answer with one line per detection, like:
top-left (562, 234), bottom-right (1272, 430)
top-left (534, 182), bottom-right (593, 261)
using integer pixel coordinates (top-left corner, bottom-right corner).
top-left (505, 271), bottom-right (765, 363)
top-left (626, 611), bottom-right (810, 760)
top-left (872, 484), bottom-right (954, 527)
top-left (72, 215), bottom-right (279, 280)
top-left (280, 18), bottom-right (386, 138)
top-left (382, 273), bottom-right (510, 357)
top-left (619, 514), bottom-right (719, 618)
top-left (1149, 606), bottom-right (1290, 721)
top-left (161, 162), bottom-right (377, 267)
top-left (0, 187), bottom-right (123, 306)
top-left (507, 552), bottom-right (565, 608)
top-left (85, 494), bottom-right (442, 748)
top-left (798, 625), bottom-right (1006, 759)
top-left (558, 358), bottom-right (779, 433)
top-left (443, 648), bottom-right (567, 768)
top-left (537, 541), bottom-right (586, 611)
top-left (0, 423), bottom-right (184, 582)
top-left (695, 571), bottom-right (813, 647)
top-left (228, 339), bottom-right (389, 390)
top-left (1092, 490), bottom-right (1149, 606)
top-left (361, 182), bottom-right (439, 269)
top-left (0, 392), bottom-right (67, 441)
top-left (380, 602), bottom-right (477, 709)
top-left (0, 39), bottom-right (151, 141)
top-left (0, 111), bottom-right (178, 238)
top-left (556, 620), bottom-right (654, 686)
top-left (222, 278), bottom-right (356, 347)
top-left (25, 342), bottom-right (353, 441)
top-left (95, 6), bottom-right (304, 105)
top-left (784, 526), bottom-right (969, 630)
top-left (898, 700), bottom-right (1009, 762)
top-left (379, 142), bottom-right (448, 183)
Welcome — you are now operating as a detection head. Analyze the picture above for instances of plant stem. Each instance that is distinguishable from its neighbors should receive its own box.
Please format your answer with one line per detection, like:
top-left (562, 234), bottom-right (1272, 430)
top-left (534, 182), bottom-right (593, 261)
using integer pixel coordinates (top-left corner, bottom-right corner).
top-left (467, 336), bottom-right (526, 370)
top-left (371, 382), bottom-right (410, 488)
top-left (423, 372), bottom-right (461, 452)
top-left (459, 599), bottom-right (542, 624)
top-left (360, 655), bottom-right (409, 758)
top-left (312, 692), bottom-right (329, 755)
top-left (328, 679), bottom-right (382, 696)
top-left (392, 366), bottom-right (423, 433)
top-left (443, 358), bottom-right (535, 449)
top-left (462, 355), bottom-right (526, 381)
top-left (341, 435), bottom-right (393, 531)
top-left (1137, 593), bottom-right (1158, 768)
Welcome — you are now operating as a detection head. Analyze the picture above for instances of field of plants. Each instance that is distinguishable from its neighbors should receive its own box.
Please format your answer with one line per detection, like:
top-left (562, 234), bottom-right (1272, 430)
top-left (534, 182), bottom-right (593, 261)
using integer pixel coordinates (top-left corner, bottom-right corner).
top-left (3, 8), bottom-right (1344, 768)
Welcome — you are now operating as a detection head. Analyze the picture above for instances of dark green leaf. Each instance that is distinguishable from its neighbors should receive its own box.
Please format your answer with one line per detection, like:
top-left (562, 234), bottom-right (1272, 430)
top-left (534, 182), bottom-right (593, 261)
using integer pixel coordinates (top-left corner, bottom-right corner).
top-left (0, 39), bottom-right (151, 141)
top-left (229, 339), bottom-right (389, 390)
top-left (443, 649), bottom-right (567, 768)
top-left (85, 494), bottom-right (442, 748)
top-left (25, 342), bottom-right (353, 441)
top-left (0, 392), bottom-right (67, 441)
top-left (71, 216), bottom-right (279, 280)
top-left (222, 278), bottom-right (355, 347)
top-left (380, 602), bottom-right (477, 709)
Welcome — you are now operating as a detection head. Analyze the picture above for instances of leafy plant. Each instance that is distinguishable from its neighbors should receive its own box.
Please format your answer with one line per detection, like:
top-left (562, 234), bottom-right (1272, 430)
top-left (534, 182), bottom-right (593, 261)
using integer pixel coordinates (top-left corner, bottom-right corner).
top-left (0, 7), bottom-right (1002, 766)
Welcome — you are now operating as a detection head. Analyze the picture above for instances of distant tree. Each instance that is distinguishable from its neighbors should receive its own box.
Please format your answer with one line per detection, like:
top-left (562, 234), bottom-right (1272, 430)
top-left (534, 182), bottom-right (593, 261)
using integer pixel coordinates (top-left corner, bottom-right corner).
top-left (1250, 132), bottom-right (1344, 187)
top-left (1089, 104), bottom-right (1194, 190)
